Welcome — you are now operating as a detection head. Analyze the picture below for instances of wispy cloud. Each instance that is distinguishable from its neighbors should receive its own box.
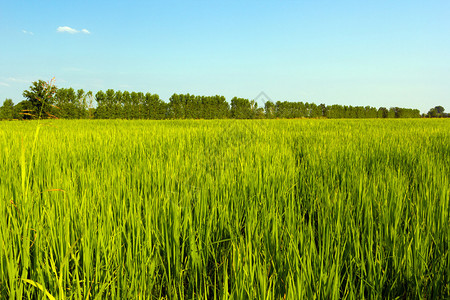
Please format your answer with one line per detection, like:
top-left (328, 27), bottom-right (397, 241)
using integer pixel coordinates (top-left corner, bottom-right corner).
top-left (57, 26), bottom-right (91, 34)
top-left (22, 30), bottom-right (34, 35)
top-left (0, 82), bottom-right (10, 87)
top-left (7, 77), bottom-right (30, 83)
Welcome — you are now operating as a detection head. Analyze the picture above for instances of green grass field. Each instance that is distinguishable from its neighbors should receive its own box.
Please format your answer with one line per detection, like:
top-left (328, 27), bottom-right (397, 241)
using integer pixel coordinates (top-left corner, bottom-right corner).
top-left (1, 119), bottom-right (448, 299)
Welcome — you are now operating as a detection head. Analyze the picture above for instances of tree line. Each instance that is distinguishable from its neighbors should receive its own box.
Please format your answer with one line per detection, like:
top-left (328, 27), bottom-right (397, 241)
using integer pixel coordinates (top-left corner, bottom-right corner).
top-left (0, 80), bottom-right (446, 120)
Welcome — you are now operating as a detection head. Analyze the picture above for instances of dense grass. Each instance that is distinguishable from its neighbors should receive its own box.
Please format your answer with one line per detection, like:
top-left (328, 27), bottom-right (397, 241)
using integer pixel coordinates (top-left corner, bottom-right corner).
top-left (0, 119), bottom-right (448, 299)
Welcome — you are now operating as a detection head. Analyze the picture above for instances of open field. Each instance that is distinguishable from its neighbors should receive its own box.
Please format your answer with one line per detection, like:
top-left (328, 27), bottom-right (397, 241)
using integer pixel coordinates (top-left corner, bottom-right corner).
top-left (0, 119), bottom-right (449, 299)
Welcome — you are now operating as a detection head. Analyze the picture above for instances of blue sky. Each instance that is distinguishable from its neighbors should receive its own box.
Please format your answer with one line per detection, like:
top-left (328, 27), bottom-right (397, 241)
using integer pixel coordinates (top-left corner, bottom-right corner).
top-left (1, 1), bottom-right (449, 113)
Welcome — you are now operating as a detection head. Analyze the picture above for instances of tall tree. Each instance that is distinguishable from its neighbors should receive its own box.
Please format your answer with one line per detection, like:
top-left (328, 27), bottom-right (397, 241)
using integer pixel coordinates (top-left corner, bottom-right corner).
top-left (169, 94), bottom-right (185, 119)
top-left (55, 88), bottom-right (79, 119)
top-left (130, 92), bottom-right (141, 119)
top-left (105, 89), bottom-right (116, 119)
top-left (216, 95), bottom-right (229, 119)
top-left (113, 91), bottom-right (123, 118)
top-left (22, 78), bottom-right (58, 118)
top-left (94, 90), bottom-right (107, 119)
top-left (122, 91), bottom-right (132, 119)
top-left (231, 97), bottom-right (252, 119)
top-left (76, 89), bottom-right (89, 119)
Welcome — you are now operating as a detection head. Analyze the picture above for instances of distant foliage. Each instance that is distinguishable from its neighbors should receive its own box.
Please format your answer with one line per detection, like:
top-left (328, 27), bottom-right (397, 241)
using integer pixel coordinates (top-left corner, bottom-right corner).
top-left (427, 106), bottom-right (448, 118)
top-left (0, 79), bottom-right (432, 120)
top-left (53, 88), bottom-right (91, 119)
top-left (94, 90), bottom-right (166, 119)
top-left (169, 94), bottom-right (229, 119)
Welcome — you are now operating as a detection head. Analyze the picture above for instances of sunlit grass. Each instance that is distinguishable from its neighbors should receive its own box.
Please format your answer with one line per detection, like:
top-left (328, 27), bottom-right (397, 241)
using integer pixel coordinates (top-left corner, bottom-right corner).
top-left (1, 119), bottom-right (449, 298)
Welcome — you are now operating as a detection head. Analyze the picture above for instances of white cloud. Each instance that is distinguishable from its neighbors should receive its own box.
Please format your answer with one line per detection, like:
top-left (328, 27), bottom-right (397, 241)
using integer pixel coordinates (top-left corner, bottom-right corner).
top-left (57, 26), bottom-right (91, 34)
top-left (57, 26), bottom-right (79, 34)
top-left (0, 82), bottom-right (10, 87)
top-left (22, 30), bottom-right (34, 35)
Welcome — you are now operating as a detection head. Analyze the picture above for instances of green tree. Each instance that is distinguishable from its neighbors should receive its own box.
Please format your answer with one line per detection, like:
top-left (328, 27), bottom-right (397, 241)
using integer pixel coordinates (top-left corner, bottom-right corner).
top-left (264, 101), bottom-right (276, 119)
top-left (397, 108), bottom-right (420, 118)
top-left (318, 104), bottom-right (326, 117)
top-left (308, 103), bottom-right (322, 118)
top-left (169, 94), bottom-right (185, 119)
top-left (94, 90), bottom-right (107, 119)
top-left (122, 91), bottom-right (132, 119)
top-left (275, 101), bottom-right (287, 118)
top-left (230, 97), bottom-right (252, 119)
top-left (76, 89), bottom-right (89, 119)
top-left (105, 89), bottom-right (116, 118)
top-left (113, 91), bottom-right (123, 118)
top-left (13, 100), bottom-right (34, 119)
top-left (325, 104), bottom-right (345, 118)
top-left (387, 108), bottom-right (396, 118)
top-left (85, 91), bottom-right (95, 119)
top-left (0, 99), bottom-right (15, 120)
top-left (22, 79), bottom-right (58, 118)
top-left (378, 107), bottom-right (388, 118)
top-left (54, 88), bottom-right (78, 119)
top-left (427, 108), bottom-right (438, 118)
top-left (254, 107), bottom-right (265, 119)
top-left (141, 93), bottom-right (162, 119)
top-left (212, 95), bottom-right (228, 119)
top-left (183, 94), bottom-right (196, 119)
top-left (130, 92), bottom-right (142, 119)
top-left (427, 106), bottom-right (445, 118)
top-left (434, 106), bottom-right (445, 115)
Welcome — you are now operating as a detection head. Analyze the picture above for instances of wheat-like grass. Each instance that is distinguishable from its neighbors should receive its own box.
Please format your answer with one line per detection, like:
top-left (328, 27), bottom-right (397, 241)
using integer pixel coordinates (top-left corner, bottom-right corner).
top-left (0, 119), bottom-right (448, 298)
